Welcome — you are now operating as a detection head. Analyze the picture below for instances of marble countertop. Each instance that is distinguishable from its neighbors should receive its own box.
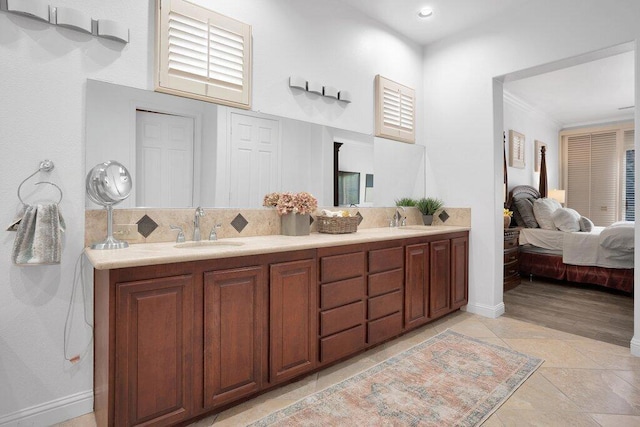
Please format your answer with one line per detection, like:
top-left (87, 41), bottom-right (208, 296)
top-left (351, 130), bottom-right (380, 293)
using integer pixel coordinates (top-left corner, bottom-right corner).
top-left (85, 225), bottom-right (470, 270)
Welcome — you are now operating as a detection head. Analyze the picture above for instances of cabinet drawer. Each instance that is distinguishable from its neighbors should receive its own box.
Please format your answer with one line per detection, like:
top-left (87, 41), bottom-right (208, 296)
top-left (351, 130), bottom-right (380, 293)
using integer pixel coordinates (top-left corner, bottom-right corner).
top-left (504, 237), bottom-right (518, 250)
top-left (368, 247), bottom-right (403, 273)
top-left (320, 301), bottom-right (365, 337)
top-left (320, 324), bottom-right (366, 364)
top-left (320, 252), bottom-right (365, 283)
top-left (368, 290), bottom-right (402, 321)
top-left (367, 312), bottom-right (403, 345)
top-left (368, 269), bottom-right (403, 297)
top-left (320, 277), bottom-right (365, 310)
top-left (503, 248), bottom-right (518, 263)
top-left (504, 259), bottom-right (519, 278)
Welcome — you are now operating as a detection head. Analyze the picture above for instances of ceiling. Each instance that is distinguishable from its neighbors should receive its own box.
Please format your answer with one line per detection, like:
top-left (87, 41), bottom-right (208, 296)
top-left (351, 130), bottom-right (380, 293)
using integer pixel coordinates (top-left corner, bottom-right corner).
top-left (504, 51), bottom-right (635, 128)
top-left (341, 0), bottom-right (636, 127)
top-left (340, 0), bottom-right (531, 46)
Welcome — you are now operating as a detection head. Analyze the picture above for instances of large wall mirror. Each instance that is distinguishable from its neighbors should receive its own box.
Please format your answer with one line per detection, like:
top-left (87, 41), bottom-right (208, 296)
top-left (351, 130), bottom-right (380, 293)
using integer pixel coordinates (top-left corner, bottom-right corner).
top-left (85, 79), bottom-right (425, 209)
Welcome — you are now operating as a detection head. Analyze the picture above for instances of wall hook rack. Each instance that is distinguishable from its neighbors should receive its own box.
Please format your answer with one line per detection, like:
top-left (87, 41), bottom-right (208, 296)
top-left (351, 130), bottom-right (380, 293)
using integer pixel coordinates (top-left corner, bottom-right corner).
top-left (0, 0), bottom-right (129, 43)
top-left (289, 76), bottom-right (352, 103)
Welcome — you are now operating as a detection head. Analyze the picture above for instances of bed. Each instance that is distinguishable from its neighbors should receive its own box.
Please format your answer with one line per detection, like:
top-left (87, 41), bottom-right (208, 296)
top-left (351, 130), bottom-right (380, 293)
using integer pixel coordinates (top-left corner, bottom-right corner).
top-left (507, 185), bottom-right (634, 293)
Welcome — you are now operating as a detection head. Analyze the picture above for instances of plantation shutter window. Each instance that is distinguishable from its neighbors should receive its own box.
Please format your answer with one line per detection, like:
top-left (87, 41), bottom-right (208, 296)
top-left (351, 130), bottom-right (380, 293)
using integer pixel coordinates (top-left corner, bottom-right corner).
top-left (565, 131), bottom-right (620, 226)
top-left (624, 129), bottom-right (635, 221)
top-left (157, 0), bottom-right (252, 109)
top-left (375, 75), bottom-right (416, 144)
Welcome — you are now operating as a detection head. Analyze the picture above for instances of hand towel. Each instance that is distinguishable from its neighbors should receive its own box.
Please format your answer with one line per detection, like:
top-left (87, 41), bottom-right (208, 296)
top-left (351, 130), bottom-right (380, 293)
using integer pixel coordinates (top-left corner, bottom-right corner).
top-left (11, 204), bottom-right (66, 265)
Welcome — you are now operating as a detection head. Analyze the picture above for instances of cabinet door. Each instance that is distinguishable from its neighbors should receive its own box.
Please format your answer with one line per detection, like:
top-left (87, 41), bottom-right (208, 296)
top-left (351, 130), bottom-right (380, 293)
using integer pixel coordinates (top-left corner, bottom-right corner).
top-left (203, 266), bottom-right (263, 408)
top-left (115, 274), bottom-right (193, 426)
top-left (429, 239), bottom-right (451, 319)
top-left (404, 243), bottom-right (429, 329)
top-left (451, 235), bottom-right (469, 309)
top-left (270, 259), bottom-right (317, 384)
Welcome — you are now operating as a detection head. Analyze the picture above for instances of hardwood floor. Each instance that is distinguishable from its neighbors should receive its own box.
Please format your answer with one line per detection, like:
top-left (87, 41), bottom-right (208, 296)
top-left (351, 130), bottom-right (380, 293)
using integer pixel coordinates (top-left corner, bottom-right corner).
top-left (503, 277), bottom-right (634, 347)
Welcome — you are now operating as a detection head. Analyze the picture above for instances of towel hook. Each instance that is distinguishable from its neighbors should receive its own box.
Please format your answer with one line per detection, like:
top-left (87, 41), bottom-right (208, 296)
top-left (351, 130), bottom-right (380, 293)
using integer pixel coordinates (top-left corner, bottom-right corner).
top-left (17, 160), bottom-right (63, 206)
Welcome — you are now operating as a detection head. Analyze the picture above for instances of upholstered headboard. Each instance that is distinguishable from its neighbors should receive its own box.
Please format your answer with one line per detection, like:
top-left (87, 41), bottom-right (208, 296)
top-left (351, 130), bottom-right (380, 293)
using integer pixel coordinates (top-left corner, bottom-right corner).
top-left (507, 185), bottom-right (541, 228)
top-left (508, 185), bottom-right (540, 207)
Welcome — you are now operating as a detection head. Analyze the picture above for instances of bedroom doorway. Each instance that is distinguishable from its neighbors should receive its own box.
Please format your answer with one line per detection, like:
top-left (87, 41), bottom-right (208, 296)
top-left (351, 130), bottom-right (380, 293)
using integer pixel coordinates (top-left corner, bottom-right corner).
top-left (496, 42), bottom-right (636, 349)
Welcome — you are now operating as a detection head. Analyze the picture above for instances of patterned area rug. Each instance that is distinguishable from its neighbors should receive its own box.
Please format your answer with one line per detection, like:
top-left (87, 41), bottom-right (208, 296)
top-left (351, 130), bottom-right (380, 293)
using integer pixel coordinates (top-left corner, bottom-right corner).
top-left (249, 330), bottom-right (543, 426)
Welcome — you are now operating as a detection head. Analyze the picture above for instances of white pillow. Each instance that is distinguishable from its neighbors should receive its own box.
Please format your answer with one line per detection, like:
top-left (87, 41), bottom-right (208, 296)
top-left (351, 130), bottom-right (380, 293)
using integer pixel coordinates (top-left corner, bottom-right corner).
top-left (551, 207), bottom-right (581, 232)
top-left (600, 222), bottom-right (635, 252)
top-left (578, 216), bottom-right (594, 232)
top-left (533, 198), bottom-right (562, 230)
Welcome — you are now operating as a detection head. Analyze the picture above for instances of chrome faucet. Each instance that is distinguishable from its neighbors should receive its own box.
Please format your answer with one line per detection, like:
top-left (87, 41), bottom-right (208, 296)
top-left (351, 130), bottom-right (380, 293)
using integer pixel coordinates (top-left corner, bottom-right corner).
top-left (209, 223), bottom-right (221, 241)
top-left (395, 206), bottom-right (406, 227)
top-left (194, 207), bottom-right (205, 241)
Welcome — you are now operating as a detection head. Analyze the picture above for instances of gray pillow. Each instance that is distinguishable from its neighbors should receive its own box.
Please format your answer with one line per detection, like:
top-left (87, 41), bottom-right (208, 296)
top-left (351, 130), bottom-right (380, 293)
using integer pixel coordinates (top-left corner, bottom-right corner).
top-left (514, 198), bottom-right (539, 228)
top-left (578, 216), bottom-right (593, 232)
top-left (551, 207), bottom-right (581, 232)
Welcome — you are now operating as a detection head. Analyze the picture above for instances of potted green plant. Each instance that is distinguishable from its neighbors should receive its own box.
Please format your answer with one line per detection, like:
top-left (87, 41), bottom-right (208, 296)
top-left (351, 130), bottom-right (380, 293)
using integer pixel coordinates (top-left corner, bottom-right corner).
top-left (395, 197), bottom-right (417, 207)
top-left (416, 197), bottom-right (444, 225)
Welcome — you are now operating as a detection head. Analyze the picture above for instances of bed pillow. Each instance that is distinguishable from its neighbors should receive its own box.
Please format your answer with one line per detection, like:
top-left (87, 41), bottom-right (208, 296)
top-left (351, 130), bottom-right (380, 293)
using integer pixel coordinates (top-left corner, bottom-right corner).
top-left (551, 207), bottom-right (581, 232)
top-left (514, 198), bottom-right (539, 228)
top-left (533, 197), bottom-right (562, 230)
top-left (599, 221), bottom-right (635, 252)
top-left (578, 216), bottom-right (594, 232)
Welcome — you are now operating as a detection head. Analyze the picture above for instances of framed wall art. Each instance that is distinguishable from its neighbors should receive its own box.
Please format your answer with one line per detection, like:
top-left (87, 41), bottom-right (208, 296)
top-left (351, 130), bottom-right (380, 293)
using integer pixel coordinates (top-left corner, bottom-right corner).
top-left (509, 130), bottom-right (525, 169)
top-left (534, 140), bottom-right (546, 172)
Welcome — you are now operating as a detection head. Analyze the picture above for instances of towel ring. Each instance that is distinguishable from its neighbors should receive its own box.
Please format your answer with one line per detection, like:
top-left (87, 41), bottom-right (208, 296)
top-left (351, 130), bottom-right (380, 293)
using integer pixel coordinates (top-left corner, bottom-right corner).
top-left (17, 160), bottom-right (64, 206)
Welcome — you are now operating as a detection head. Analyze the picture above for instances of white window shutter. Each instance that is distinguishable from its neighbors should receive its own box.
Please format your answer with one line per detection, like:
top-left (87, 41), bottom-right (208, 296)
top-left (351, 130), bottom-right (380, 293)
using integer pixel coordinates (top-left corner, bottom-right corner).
top-left (589, 132), bottom-right (618, 226)
top-left (566, 131), bottom-right (620, 226)
top-left (375, 75), bottom-right (415, 144)
top-left (566, 134), bottom-right (591, 219)
top-left (157, 0), bottom-right (252, 109)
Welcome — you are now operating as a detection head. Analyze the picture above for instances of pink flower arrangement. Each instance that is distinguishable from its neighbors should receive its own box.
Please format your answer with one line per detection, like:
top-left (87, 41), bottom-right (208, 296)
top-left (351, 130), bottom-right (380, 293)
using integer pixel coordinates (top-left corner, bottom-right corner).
top-left (263, 192), bottom-right (318, 216)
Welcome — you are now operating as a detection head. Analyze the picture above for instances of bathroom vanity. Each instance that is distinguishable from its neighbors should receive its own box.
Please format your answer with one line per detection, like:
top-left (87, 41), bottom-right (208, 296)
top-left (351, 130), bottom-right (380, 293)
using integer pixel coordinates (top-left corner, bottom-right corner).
top-left (88, 226), bottom-right (468, 427)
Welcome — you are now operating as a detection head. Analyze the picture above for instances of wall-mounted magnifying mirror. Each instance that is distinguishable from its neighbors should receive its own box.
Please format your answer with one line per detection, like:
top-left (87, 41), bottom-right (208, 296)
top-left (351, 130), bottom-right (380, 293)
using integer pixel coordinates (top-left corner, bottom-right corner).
top-left (86, 160), bottom-right (132, 249)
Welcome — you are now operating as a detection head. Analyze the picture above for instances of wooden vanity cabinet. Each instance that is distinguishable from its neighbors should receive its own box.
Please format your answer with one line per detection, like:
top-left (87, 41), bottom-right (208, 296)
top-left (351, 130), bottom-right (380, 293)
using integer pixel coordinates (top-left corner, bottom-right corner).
top-left (404, 233), bottom-right (469, 330)
top-left (94, 263), bottom-right (196, 427)
top-left (404, 242), bottom-right (430, 329)
top-left (203, 265), bottom-right (264, 408)
top-left (429, 239), bottom-right (452, 319)
top-left (317, 246), bottom-right (366, 365)
top-left (451, 236), bottom-right (469, 309)
top-left (367, 242), bottom-right (404, 344)
top-left (269, 258), bottom-right (317, 384)
top-left (94, 232), bottom-right (468, 427)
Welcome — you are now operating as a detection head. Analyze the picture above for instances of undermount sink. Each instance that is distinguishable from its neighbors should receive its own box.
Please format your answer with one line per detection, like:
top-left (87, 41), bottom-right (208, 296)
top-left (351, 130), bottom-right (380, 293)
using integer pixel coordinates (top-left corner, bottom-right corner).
top-left (175, 240), bottom-right (245, 249)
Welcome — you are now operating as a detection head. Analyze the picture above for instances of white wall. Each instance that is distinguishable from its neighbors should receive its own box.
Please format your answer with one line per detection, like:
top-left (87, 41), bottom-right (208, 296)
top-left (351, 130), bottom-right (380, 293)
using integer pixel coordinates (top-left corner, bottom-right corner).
top-left (0, 0), bottom-right (424, 423)
top-left (421, 0), bottom-right (639, 332)
top-left (503, 91), bottom-right (562, 190)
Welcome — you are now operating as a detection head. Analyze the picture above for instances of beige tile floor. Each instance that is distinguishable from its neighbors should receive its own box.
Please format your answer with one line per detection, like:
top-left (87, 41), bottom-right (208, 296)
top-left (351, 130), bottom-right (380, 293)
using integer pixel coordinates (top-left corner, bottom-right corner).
top-left (57, 311), bottom-right (640, 427)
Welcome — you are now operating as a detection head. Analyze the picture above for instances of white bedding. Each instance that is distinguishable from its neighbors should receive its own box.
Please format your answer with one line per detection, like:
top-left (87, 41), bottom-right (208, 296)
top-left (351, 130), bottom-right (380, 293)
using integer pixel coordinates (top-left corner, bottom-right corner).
top-left (519, 228), bottom-right (565, 251)
top-left (519, 227), bottom-right (634, 269)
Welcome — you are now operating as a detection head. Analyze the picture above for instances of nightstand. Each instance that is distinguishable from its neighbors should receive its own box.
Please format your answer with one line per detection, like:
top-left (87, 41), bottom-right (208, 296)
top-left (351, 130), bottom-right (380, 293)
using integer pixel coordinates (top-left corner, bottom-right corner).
top-left (503, 228), bottom-right (520, 291)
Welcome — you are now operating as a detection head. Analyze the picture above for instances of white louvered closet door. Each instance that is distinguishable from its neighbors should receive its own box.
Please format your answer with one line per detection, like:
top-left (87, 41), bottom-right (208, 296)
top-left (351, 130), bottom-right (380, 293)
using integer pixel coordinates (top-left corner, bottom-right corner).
top-left (566, 134), bottom-right (591, 218)
top-left (566, 131), bottom-right (619, 226)
top-left (589, 132), bottom-right (618, 225)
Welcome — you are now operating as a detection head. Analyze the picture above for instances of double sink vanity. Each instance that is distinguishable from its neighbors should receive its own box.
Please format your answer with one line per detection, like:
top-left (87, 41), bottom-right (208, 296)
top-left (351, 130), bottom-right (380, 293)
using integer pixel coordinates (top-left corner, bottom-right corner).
top-left (87, 224), bottom-right (469, 426)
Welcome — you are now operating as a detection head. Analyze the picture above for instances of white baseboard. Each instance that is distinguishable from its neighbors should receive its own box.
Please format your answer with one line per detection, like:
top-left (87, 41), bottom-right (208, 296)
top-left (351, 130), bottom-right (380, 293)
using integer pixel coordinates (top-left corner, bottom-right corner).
top-left (465, 301), bottom-right (505, 319)
top-left (0, 390), bottom-right (93, 427)
top-left (630, 336), bottom-right (640, 357)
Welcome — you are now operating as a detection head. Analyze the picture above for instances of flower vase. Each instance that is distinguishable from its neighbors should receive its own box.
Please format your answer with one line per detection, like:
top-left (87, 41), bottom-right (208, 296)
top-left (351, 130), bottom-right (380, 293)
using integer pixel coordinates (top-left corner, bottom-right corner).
top-left (503, 215), bottom-right (511, 228)
top-left (281, 213), bottom-right (311, 236)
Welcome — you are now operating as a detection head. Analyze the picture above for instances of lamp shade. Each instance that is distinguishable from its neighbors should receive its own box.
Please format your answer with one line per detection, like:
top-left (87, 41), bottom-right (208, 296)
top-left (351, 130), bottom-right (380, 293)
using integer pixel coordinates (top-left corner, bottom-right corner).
top-left (548, 189), bottom-right (566, 204)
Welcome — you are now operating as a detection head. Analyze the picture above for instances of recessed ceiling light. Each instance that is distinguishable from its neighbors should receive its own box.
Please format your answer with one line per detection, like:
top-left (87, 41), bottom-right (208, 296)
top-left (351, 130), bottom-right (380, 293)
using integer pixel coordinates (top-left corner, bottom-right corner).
top-left (418, 7), bottom-right (433, 18)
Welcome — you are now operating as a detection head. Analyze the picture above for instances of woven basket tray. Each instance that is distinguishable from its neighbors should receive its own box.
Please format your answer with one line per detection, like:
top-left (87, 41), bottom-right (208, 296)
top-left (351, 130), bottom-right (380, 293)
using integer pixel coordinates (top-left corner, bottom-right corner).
top-left (316, 215), bottom-right (359, 234)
